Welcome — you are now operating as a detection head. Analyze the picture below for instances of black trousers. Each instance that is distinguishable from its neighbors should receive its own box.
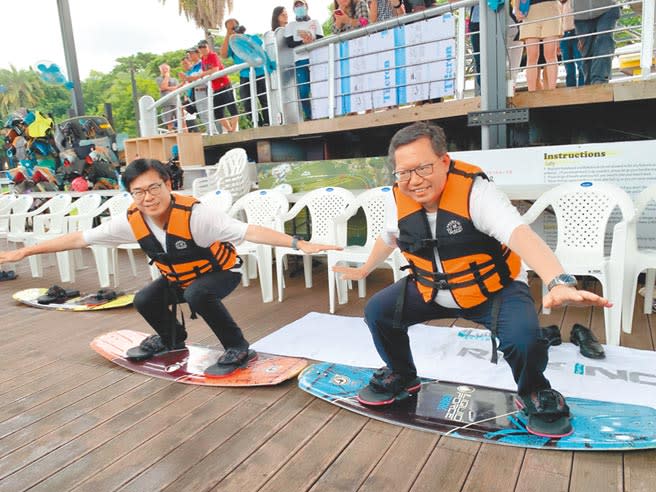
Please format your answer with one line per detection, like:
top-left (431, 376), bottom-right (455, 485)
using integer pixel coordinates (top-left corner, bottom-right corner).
top-left (133, 270), bottom-right (248, 350)
top-left (364, 280), bottom-right (550, 396)
top-left (239, 76), bottom-right (269, 126)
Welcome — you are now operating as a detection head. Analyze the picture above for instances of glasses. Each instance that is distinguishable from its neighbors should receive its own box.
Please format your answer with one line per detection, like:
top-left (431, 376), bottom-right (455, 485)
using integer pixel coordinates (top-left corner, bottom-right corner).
top-left (131, 182), bottom-right (165, 200)
top-left (393, 163), bottom-right (434, 182)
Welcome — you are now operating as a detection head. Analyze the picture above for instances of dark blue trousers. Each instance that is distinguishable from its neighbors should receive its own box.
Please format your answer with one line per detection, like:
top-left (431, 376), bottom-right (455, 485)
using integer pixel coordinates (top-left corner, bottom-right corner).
top-left (364, 279), bottom-right (550, 396)
top-left (134, 270), bottom-right (248, 350)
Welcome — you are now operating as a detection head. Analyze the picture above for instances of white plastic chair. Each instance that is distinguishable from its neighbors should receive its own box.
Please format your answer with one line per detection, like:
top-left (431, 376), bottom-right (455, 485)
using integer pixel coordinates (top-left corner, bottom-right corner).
top-left (6, 194), bottom-right (73, 281)
top-left (229, 189), bottom-right (289, 303)
top-left (621, 184), bottom-right (656, 335)
top-left (275, 186), bottom-right (357, 302)
top-left (199, 188), bottom-right (233, 212)
top-left (326, 186), bottom-right (408, 313)
top-left (27, 193), bottom-right (104, 282)
top-left (0, 195), bottom-right (32, 270)
top-left (192, 148), bottom-right (249, 198)
top-left (87, 192), bottom-right (135, 287)
top-left (0, 195), bottom-right (19, 240)
top-left (522, 181), bottom-right (635, 346)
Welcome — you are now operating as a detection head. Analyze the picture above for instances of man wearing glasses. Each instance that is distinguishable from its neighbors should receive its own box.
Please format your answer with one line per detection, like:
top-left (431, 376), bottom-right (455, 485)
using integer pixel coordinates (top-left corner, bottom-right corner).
top-left (0, 159), bottom-right (340, 376)
top-left (333, 122), bottom-right (611, 438)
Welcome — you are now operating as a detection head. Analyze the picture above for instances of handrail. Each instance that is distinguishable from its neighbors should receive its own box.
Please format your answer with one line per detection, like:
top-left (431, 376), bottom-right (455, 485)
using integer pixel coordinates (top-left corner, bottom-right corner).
top-left (294, 0), bottom-right (477, 55)
top-left (147, 62), bottom-right (251, 111)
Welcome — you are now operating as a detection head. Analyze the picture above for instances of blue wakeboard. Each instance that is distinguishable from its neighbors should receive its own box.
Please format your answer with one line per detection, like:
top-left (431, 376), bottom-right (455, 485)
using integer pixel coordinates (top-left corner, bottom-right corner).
top-left (298, 362), bottom-right (656, 450)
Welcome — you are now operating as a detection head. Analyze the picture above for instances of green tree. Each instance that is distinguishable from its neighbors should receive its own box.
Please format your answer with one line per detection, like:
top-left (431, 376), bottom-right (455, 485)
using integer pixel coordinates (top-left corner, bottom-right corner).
top-left (0, 66), bottom-right (45, 117)
top-left (100, 72), bottom-right (159, 137)
top-left (160, 0), bottom-right (233, 43)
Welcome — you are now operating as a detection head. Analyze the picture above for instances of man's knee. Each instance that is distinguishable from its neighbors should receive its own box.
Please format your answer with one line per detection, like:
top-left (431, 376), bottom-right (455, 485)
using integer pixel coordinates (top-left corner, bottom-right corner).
top-left (133, 290), bottom-right (152, 313)
top-left (182, 284), bottom-right (206, 308)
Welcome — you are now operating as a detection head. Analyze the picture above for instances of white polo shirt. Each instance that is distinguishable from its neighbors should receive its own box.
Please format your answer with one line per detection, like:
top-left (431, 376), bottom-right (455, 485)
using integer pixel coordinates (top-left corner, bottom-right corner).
top-left (83, 201), bottom-right (248, 252)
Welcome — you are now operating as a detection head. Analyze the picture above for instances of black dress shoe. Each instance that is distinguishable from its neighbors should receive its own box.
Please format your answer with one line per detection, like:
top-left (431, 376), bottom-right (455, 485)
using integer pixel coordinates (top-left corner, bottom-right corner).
top-left (570, 323), bottom-right (605, 359)
top-left (541, 325), bottom-right (562, 346)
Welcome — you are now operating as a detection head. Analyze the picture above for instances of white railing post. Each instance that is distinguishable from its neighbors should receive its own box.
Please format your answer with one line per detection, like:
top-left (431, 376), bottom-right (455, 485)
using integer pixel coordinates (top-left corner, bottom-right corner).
top-left (250, 66), bottom-right (258, 128)
top-left (328, 45), bottom-right (335, 119)
top-left (456, 6), bottom-right (466, 99)
top-left (138, 95), bottom-right (157, 137)
top-left (641, 0), bottom-right (655, 78)
top-left (207, 81), bottom-right (215, 136)
top-left (175, 94), bottom-right (183, 134)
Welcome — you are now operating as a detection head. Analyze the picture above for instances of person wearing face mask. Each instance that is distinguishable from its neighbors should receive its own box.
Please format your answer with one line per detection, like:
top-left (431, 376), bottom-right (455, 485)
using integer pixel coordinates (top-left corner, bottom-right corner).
top-left (284, 0), bottom-right (323, 120)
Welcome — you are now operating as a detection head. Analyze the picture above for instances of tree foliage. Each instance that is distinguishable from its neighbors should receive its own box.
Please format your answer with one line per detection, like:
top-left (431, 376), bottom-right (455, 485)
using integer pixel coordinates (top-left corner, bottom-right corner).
top-left (161, 0), bottom-right (233, 42)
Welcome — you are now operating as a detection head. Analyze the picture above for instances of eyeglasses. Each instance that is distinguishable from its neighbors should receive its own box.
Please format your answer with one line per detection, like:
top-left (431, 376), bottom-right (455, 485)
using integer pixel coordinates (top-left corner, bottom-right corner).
top-left (393, 163), bottom-right (434, 182)
top-left (130, 182), bottom-right (165, 200)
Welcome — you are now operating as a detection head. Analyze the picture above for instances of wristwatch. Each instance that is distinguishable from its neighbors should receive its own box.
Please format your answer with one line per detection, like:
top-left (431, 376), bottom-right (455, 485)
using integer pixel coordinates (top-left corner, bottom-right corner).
top-left (291, 236), bottom-right (301, 250)
top-left (547, 273), bottom-right (577, 291)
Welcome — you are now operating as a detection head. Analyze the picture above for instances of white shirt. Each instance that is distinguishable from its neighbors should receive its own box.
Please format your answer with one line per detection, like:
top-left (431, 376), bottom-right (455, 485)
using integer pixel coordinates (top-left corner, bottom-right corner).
top-left (83, 201), bottom-right (248, 252)
top-left (284, 19), bottom-right (322, 62)
top-left (381, 177), bottom-right (528, 308)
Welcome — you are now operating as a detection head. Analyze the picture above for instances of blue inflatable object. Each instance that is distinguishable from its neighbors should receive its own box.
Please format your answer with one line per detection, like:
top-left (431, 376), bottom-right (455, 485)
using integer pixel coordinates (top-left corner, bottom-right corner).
top-left (35, 61), bottom-right (74, 90)
top-left (229, 34), bottom-right (276, 73)
top-left (487, 0), bottom-right (504, 12)
top-left (518, 0), bottom-right (530, 16)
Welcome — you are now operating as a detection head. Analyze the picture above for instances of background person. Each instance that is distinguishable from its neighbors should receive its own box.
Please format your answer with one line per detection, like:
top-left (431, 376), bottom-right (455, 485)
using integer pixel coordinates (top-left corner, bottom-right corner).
top-left (284, 0), bottom-right (323, 120)
top-left (221, 18), bottom-right (269, 127)
top-left (331, 0), bottom-right (370, 34)
top-left (194, 40), bottom-right (239, 133)
top-left (271, 5), bottom-right (289, 30)
top-left (560, 0), bottom-right (584, 87)
top-left (181, 47), bottom-right (215, 134)
top-left (516, 0), bottom-right (562, 91)
top-left (370, 0), bottom-right (405, 22)
top-left (573, 0), bottom-right (619, 85)
top-left (156, 64), bottom-right (178, 131)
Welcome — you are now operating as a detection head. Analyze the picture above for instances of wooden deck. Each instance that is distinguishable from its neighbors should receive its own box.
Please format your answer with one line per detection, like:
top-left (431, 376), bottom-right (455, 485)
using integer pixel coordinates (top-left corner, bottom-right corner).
top-left (202, 78), bottom-right (656, 148)
top-left (1, 249), bottom-right (655, 492)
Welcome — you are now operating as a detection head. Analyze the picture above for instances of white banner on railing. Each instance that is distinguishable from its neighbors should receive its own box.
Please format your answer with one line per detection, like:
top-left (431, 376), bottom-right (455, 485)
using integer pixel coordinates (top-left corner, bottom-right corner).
top-left (309, 14), bottom-right (456, 119)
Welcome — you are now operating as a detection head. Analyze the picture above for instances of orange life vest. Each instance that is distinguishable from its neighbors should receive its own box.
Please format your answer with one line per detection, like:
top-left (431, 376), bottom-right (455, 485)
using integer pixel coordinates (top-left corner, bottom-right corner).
top-left (127, 193), bottom-right (238, 288)
top-left (394, 160), bottom-right (521, 309)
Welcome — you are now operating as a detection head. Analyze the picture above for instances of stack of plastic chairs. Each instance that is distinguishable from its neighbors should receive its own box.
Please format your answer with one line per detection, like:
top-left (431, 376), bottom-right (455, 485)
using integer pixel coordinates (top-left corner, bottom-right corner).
top-left (192, 148), bottom-right (250, 200)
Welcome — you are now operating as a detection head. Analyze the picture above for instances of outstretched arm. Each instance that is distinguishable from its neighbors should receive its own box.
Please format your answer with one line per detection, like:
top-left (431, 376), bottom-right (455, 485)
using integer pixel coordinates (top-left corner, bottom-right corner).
top-left (508, 224), bottom-right (612, 309)
top-left (0, 232), bottom-right (88, 264)
top-left (332, 236), bottom-right (395, 281)
top-left (243, 224), bottom-right (342, 254)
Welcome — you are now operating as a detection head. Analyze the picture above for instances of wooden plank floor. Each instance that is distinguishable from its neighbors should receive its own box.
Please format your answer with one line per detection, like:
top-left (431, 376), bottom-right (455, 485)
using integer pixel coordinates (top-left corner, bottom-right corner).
top-left (1, 248), bottom-right (655, 492)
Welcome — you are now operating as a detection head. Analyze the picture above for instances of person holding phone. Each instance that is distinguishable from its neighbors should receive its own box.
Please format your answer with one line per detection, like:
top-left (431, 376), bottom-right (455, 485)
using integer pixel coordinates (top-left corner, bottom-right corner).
top-left (331, 0), bottom-right (370, 34)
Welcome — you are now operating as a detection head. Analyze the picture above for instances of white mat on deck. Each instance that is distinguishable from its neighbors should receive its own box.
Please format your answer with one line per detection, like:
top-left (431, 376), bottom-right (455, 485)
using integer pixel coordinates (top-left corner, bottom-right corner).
top-left (253, 312), bottom-right (656, 409)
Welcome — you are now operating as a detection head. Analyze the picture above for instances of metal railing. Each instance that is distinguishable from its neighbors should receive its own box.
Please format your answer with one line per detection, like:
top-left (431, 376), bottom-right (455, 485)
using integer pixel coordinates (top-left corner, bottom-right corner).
top-left (139, 0), bottom-right (654, 138)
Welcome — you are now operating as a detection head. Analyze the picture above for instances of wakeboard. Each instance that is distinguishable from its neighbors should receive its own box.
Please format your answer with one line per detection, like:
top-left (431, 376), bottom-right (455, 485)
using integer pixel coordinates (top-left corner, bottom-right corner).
top-left (91, 329), bottom-right (308, 387)
top-left (13, 288), bottom-right (134, 311)
top-left (298, 362), bottom-right (656, 450)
